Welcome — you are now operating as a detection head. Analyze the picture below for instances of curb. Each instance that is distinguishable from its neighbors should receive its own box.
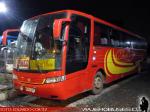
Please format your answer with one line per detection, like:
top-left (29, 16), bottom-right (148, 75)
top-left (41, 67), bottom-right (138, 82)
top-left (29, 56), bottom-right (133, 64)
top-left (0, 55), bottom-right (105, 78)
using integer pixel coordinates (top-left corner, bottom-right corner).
top-left (0, 85), bottom-right (13, 101)
top-left (0, 92), bottom-right (8, 101)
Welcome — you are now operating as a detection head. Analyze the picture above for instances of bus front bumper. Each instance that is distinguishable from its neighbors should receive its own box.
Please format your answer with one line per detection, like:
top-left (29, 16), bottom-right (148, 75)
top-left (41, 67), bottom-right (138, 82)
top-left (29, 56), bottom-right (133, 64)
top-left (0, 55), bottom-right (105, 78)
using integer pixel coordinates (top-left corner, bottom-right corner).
top-left (13, 80), bottom-right (69, 100)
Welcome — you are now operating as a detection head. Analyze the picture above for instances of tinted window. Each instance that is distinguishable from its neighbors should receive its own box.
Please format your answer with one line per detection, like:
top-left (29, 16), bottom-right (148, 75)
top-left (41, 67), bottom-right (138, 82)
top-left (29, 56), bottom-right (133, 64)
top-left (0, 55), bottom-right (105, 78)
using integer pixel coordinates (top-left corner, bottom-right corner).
top-left (131, 38), bottom-right (147, 49)
top-left (94, 22), bottom-right (109, 46)
top-left (66, 15), bottom-right (91, 74)
top-left (109, 29), bottom-right (121, 47)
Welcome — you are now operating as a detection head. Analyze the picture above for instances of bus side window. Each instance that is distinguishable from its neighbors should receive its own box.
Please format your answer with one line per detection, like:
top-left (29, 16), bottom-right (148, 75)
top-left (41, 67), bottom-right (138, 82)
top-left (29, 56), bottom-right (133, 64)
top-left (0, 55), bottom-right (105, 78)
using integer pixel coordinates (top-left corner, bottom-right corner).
top-left (129, 36), bottom-right (147, 50)
top-left (109, 29), bottom-right (120, 47)
top-left (94, 22), bottom-right (108, 46)
top-left (132, 38), bottom-right (142, 49)
top-left (120, 32), bottom-right (131, 48)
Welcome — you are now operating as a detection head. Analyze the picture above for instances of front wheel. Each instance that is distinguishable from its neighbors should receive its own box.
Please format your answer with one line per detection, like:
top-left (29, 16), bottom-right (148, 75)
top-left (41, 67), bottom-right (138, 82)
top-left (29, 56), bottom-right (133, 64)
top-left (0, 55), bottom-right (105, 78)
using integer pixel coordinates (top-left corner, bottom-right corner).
top-left (91, 72), bottom-right (104, 95)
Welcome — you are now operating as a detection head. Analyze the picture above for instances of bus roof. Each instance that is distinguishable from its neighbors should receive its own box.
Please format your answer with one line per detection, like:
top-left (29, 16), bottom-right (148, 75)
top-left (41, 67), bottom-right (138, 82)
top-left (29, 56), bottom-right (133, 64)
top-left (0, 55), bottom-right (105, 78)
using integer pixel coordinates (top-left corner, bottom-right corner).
top-left (29, 10), bottom-right (145, 40)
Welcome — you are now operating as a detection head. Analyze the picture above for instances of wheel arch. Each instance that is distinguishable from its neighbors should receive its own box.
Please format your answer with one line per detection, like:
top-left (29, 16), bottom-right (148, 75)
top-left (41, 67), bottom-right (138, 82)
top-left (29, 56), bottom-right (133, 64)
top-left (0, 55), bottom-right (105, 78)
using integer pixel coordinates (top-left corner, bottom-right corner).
top-left (96, 68), bottom-right (106, 83)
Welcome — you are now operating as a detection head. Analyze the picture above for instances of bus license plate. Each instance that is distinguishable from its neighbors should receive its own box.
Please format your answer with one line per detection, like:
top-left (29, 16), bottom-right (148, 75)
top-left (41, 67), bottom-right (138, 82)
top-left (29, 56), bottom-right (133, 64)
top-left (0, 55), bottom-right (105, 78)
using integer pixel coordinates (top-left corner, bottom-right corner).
top-left (25, 87), bottom-right (35, 93)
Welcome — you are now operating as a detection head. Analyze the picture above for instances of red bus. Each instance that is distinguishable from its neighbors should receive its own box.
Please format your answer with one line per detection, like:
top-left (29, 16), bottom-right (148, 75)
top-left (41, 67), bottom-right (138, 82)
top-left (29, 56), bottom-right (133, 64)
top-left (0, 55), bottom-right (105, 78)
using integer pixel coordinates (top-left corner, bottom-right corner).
top-left (13, 10), bottom-right (147, 100)
top-left (2, 29), bottom-right (19, 46)
top-left (0, 29), bottom-right (19, 73)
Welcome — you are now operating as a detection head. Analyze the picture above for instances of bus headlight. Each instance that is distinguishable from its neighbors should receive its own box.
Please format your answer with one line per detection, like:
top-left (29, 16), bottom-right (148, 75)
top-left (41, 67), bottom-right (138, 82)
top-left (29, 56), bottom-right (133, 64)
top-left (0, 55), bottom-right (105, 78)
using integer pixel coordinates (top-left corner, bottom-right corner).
top-left (45, 76), bottom-right (66, 83)
top-left (12, 74), bottom-right (18, 80)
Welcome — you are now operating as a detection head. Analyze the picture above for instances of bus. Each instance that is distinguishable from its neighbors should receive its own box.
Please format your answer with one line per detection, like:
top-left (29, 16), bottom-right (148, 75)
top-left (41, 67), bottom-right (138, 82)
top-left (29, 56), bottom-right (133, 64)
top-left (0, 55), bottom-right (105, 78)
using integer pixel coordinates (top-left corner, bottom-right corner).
top-left (13, 10), bottom-right (147, 100)
top-left (0, 29), bottom-right (19, 73)
top-left (1, 29), bottom-right (19, 46)
top-left (0, 35), bottom-right (16, 46)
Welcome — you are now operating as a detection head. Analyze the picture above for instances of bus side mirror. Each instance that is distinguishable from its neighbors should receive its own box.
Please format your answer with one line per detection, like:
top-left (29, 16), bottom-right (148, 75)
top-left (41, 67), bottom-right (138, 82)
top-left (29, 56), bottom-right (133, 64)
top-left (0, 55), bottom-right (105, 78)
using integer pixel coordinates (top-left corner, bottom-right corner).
top-left (53, 18), bottom-right (71, 40)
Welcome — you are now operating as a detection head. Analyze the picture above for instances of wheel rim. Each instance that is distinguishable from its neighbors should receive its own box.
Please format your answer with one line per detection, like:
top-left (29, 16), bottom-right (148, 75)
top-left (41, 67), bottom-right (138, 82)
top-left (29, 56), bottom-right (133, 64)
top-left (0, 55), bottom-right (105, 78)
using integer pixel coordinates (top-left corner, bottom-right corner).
top-left (94, 76), bottom-right (102, 89)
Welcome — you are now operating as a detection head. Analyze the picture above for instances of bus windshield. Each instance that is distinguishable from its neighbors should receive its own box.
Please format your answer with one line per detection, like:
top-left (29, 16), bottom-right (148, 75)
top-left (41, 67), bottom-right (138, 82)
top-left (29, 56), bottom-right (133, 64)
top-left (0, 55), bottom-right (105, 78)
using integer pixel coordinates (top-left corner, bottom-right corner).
top-left (14, 13), bottom-right (66, 72)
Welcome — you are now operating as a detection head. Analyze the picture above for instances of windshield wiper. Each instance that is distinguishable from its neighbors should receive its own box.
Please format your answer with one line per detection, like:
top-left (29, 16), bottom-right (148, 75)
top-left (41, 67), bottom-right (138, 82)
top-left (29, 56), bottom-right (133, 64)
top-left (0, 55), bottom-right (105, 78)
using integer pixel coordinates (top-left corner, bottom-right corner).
top-left (20, 32), bottom-right (28, 40)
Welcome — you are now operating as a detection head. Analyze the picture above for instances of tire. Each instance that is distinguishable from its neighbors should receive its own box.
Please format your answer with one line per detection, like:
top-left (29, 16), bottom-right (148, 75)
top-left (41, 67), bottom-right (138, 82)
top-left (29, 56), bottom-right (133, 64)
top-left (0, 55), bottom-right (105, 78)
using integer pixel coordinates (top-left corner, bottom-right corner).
top-left (91, 72), bottom-right (104, 95)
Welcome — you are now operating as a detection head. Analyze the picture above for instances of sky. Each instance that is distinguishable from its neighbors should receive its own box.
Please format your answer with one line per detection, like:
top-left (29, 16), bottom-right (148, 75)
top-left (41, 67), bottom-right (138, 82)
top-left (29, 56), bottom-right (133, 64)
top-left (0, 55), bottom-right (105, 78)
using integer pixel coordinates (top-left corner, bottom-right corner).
top-left (0, 0), bottom-right (150, 42)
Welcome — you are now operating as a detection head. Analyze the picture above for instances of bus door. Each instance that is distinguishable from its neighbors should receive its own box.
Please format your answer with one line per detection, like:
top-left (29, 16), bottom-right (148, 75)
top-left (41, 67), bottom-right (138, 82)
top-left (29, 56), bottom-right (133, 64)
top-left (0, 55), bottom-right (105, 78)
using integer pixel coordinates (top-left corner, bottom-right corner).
top-left (66, 15), bottom-right (91, 92)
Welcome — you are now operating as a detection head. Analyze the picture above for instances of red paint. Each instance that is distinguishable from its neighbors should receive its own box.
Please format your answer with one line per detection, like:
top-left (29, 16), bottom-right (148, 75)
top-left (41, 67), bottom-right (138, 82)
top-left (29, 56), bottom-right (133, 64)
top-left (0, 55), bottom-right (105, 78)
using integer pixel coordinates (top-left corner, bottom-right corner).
top-left (53, 18), bottom-right (71, 40)
top-left (2, 29), bottom-right (19, 46)
top-left (13, 10), bottom-right (147, 100)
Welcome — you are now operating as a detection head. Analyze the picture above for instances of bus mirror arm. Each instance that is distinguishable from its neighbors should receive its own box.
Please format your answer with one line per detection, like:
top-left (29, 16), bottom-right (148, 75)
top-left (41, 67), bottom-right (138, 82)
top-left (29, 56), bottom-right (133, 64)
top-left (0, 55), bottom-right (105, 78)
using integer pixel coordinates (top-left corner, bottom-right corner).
top-left (53, 18), bottom-right (71, 40)
top-left (63, 40), bottom-right (67, 46)
top-left (59, 39), bottom-right (67, 46)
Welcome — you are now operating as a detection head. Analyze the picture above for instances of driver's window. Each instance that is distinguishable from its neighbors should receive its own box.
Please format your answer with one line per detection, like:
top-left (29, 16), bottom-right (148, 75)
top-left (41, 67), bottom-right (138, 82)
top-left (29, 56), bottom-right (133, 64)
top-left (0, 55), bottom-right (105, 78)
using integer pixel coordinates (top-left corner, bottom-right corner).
top-left (36, 27), bottom-right (53, 50)
top-left (33, 26), bottom-right (54, 59)
top-left (66, 15), bottom-right (91, 74)
top-left (67, 24), bottom-right (83, 61)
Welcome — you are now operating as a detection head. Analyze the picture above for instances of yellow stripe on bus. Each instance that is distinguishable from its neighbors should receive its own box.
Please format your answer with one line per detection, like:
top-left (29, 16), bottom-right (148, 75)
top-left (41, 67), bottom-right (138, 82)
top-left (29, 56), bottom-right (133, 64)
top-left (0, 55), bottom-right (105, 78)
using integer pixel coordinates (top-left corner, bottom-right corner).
top-left (104, 49), bottom-right (137, 76)
top-left (112, 49), bottom-right (134, 66)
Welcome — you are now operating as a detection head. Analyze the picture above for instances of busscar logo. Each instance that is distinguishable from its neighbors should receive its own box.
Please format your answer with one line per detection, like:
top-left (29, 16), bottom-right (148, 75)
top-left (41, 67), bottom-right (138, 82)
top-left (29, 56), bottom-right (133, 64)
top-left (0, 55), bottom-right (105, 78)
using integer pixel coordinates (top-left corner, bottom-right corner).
top-left (140, 97), bottom-right (149, 112)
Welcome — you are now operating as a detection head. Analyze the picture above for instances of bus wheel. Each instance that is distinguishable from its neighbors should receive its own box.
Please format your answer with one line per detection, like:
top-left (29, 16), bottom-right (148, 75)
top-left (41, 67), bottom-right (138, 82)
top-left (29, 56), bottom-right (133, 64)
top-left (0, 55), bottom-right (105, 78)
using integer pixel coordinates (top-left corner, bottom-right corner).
top-left (91, 72), bottom-right (103, 95)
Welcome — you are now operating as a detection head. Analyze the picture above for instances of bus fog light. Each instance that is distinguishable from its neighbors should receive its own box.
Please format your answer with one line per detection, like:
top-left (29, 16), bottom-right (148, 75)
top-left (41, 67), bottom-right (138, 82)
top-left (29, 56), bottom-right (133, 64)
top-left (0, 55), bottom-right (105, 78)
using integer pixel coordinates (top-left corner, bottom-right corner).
top-left (12, 74), bottom-right (18, 80)
top-left (45, 76), bottom-right (66, 83)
